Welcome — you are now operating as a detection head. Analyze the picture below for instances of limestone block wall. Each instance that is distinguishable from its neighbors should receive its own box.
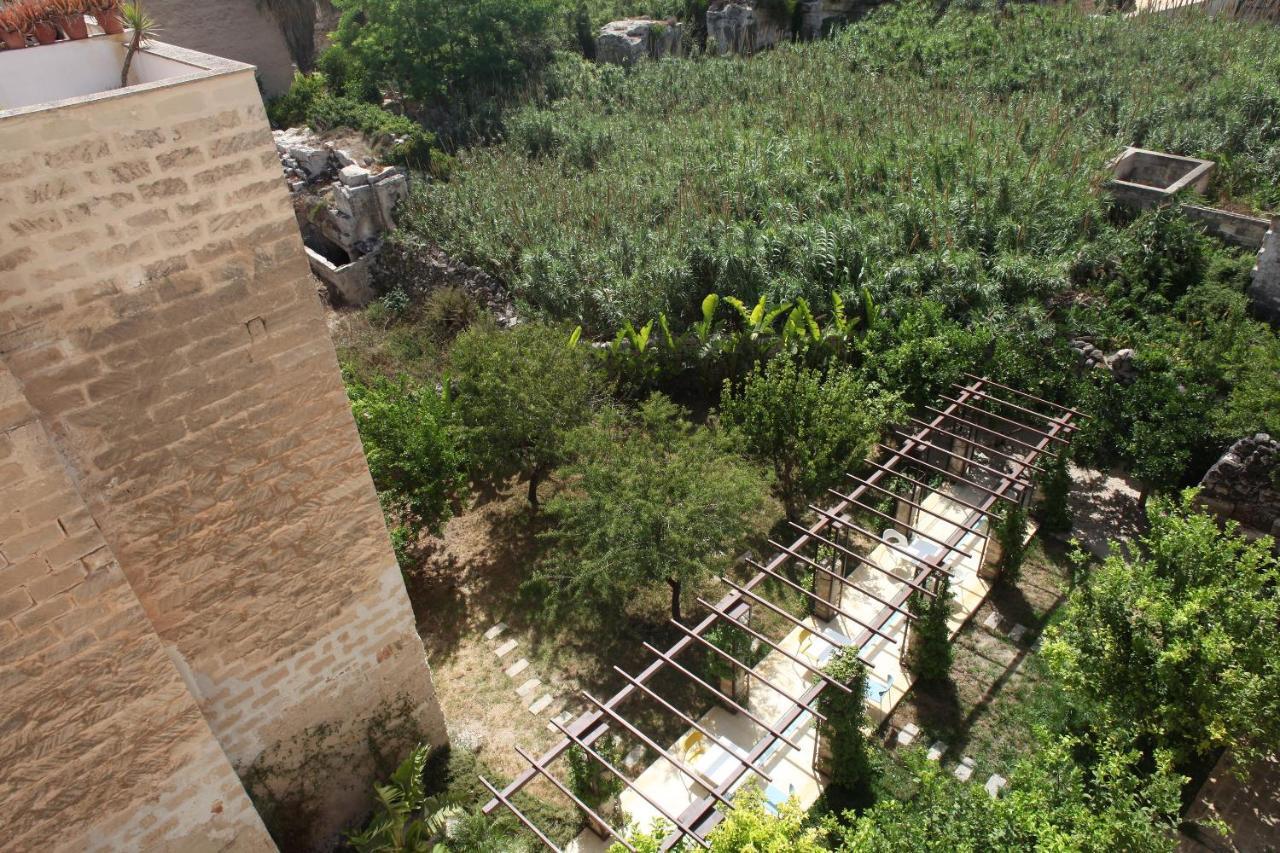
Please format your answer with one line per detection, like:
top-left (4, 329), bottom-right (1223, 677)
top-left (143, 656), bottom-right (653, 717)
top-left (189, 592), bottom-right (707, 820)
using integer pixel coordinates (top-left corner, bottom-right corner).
top-left (145, 0), bottom-right (299, 96)
top-left (0, 362), bottom-right (274, 852)
top-left (0, 46), bottom-right (445, 848)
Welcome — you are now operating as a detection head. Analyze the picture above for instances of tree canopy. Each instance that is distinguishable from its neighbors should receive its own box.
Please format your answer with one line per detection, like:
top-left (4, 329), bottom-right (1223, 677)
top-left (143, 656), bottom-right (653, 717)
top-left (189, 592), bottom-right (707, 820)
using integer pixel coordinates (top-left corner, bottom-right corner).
top-left (1042, 492), bottom-right (1280, 767)
top-left (720, 355), bottom-right (898, 520)
top-left (450, 323), bottom-right (602, 507)
top-left (534, 394), bottom-right (771, 621)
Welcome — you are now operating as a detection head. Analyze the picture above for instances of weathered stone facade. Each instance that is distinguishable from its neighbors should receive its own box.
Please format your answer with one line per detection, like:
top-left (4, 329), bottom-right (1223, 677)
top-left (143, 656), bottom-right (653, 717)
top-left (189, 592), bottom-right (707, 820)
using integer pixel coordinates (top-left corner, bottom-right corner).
top-left (596, 18), bottom-right (683, 65)
top-left (1197, 434), bottom-right (1280, 537)
top-left (1, 41), bottom-right (445, 850)
top-left (145, 0), bottom-right (299, 96)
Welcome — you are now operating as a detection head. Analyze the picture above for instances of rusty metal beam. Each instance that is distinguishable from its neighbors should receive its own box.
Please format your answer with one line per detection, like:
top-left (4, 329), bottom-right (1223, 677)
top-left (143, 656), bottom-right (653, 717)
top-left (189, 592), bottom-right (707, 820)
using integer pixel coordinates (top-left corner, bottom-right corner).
top-left (809, 503), bottom-right (957, 578)
top-left (951, 384), bottom-right (1079, 432)
top-left (673, 612), bottom-right (830, 722)
top-left (479, 775), bottom-right (565, 852)
top-left (691, 599), bottom-right (854, 694)
top-left (923, 405), bottom-right (1059, 459)
top-left (962, 373), bottom-right (1089, 419)
top-left (905, 416), bottom-right (1046, 475)
top-left (938, 394), bottom-right (1070, 446)
top-left (641, 641), bottom-right (802, 751)
top-left (788, 521), bottom-right (939, 598)
top-left (513, 745), bottom-right (636, 852)
top-left (853, 463), bottom-right (998, 519)
top-left (765, 538), bottom-right (917, 620)
top-left (550, 718), bottom-right (710, 848)
top-left (824, 487), bottom-right (976, 559)
top-left (744, 557), bottom-right (900, 644)
top-left (876, 443), bottom-right (1022, 504)
top-left (889, 429), bottom-right (1035, 489)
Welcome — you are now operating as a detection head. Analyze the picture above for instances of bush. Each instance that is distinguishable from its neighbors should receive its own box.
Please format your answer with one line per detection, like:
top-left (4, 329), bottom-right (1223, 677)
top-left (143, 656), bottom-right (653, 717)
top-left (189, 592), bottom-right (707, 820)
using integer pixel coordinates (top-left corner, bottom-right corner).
top-left (422, 286), bottom-right (483, 341)
top-left (346, 372), bottom-right (467, 560)
top-left (267, 73), bottom-right (442, 171)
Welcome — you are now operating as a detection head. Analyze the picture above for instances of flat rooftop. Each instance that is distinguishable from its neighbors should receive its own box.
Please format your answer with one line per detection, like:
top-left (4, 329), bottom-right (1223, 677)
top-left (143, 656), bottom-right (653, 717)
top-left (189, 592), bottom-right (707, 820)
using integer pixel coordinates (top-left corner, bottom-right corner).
top-left (0, 30), bottom-right (251, 116)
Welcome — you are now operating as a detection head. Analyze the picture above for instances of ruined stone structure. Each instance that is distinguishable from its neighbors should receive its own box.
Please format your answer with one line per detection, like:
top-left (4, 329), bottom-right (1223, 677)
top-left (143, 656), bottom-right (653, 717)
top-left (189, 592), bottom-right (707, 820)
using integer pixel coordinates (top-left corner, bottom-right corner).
top-left (273, 127), bottom-right (410, 306)
top-left (1198, 434), bottom-right (1280, 537)
top-left (1, 36), bottom-right (445, 850)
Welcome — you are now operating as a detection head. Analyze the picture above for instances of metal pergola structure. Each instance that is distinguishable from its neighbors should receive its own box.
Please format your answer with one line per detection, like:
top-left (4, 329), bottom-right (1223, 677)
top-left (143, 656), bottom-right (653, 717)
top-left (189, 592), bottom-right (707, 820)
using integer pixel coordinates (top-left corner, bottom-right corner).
top-left (480, 375), bottom-right (1083, 851)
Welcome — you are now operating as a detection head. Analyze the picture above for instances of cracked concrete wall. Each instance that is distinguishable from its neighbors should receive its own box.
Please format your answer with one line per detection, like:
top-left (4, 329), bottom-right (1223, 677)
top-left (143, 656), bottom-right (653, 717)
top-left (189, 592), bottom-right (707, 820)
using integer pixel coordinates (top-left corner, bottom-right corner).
top-left (0, 58), bottom-right (444, 849)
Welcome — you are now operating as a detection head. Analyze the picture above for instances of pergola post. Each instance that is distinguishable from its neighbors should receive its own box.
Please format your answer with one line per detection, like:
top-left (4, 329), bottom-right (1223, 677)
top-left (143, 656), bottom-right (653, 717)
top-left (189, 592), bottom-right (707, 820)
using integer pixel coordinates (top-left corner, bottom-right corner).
top-left (892, 483), bottom-right (917, 536)
top-left (811, 538), bottom-right (841, 622)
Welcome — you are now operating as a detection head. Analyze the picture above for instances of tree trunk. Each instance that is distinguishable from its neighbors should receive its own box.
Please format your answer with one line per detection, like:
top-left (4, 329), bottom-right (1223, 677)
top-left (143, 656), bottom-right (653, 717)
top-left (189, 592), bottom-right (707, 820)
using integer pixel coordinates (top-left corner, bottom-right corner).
top-left (668, 577), bottom-right (682, 622)
top-left (121, 28), bottom-right (142, 88)
top-left (527, 469), bottom-right (541, 509)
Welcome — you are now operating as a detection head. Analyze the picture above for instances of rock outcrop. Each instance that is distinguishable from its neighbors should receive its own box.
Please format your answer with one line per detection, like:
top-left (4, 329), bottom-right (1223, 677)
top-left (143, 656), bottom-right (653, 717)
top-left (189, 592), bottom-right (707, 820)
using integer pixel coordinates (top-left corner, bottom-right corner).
top-left (596, 17), bottom-right (682, 64)
top-left (1198, 434), bottom-right (1280, 537)
top-left (274, 127), bottom-right (409, 306)
top-left (1248, 216), bottom-right (1280, 324)
top-left (706, 1), bottom-right (791, 55)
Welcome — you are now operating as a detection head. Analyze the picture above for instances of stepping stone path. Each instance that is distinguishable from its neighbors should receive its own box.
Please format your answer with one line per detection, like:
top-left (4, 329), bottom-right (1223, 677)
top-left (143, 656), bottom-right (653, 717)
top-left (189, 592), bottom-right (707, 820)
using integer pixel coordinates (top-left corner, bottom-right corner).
top-left (547, 709), bottom-right (575, 734)
top-left (528, 694), bottom-right (554, 715)
top-left (516, 677), bottom-right (542, 697)
top-left (926, 740), bottom-right (947, 761)
top-left (896, 723), bottom-right (920, 747)
top-left (494, 638), bottom-right (518, 659)
top-left (985, 774), bottom-right (1008, 798)
top-left (505, 658), bottom-right (530, 678)
top-left (983, 611), bottom-right (1003, 631)
top-left (1008, 624), bottom-right (1028, 644)
top-left (955, 756), bottom-right (976, 782)
top-left (484, 622), bottom-right (507, 641)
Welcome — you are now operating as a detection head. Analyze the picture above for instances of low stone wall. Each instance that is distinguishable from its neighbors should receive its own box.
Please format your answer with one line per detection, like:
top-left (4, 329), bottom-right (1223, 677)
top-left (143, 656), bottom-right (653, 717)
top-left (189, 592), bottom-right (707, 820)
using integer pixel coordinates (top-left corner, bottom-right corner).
top-left (1182, 204), bottom-right (1270, 249)
top-left (1197, 434), bottom-right (1280, 538)
top-left (1249, 218), bottom-right (1280, 324)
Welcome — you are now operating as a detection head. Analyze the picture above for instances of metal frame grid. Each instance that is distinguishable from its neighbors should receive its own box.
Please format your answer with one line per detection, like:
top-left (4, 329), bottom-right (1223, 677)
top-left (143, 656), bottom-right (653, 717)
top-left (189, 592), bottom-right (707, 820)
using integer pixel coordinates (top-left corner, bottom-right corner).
top-left (479, 376), bottom-right (1083, 850)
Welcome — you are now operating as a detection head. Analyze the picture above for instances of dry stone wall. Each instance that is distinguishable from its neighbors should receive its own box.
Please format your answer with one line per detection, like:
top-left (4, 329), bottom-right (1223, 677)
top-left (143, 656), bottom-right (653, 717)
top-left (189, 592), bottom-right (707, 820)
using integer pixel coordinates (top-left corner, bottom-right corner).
top-left (0, 56), bottom-right (445, 848)
top-left (1198, 434), bottom-right (1280, 537)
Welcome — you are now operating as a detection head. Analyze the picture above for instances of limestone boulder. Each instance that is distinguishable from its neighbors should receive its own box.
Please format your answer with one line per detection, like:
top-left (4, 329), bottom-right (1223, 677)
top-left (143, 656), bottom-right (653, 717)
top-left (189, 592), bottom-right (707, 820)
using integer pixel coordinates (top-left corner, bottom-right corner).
top-left (707, 1), bottom-right (791, 55)
top-left (596, 17), bottom-right (682, 65)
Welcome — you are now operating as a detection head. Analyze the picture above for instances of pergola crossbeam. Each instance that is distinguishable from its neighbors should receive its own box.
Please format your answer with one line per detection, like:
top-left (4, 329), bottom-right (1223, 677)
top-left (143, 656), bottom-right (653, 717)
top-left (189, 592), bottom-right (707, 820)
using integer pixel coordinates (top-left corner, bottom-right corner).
top-left (938, 394), bottom-right (1071, 445)
top-left (513, 745), bottom-right (637, 852)
top-left (889, 429), bottom-right (1035, 489)
top-left (961, 372), bottom-right (1089, 418)
top-left (788, 521), bottom-right (939, 598)
top-left (744, 557), bottom-right (899, 644)
top-left (808, 504), bottom-right (956, 578)
top-left (478, 775), bottom-right (566, 852)
top-left (923, 405), bottom-right (1060, 459)
top-left (906, 416), bottom-right (1046, 474)
top-left (876, 442), bottom-right (1022, 505)
top-left (823, 487), bottom-right (976, 559)
top-left (764, 538), bottom-right (917, 620)
top-left (950, 383), bottom-right (1079, 432)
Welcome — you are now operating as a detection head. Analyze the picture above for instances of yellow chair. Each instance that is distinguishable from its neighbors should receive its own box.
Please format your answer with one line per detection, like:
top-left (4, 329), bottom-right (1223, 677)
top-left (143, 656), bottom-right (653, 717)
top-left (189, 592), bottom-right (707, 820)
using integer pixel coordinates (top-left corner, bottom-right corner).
top-left (679, 730), bottom-right (706, 763)
top-left (797, 629), bottom-right (815, 659)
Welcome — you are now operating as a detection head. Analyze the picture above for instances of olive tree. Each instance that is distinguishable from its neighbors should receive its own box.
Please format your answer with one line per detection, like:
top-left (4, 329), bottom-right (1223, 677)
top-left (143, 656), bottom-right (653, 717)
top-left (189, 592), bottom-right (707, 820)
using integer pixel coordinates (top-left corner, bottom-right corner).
top-left (720, 355), bottom-right (898, 520)
top-left (450, 323), bottom-right (601, 508)
top-left (535, 395), bottom-right (771, 622)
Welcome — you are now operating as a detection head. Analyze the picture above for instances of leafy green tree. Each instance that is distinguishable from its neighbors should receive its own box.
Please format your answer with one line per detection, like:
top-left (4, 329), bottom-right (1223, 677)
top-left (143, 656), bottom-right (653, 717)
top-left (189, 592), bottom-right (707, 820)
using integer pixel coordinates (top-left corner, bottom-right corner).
top-left (1035, 452), bottom-right (1073, 535)
top-left (720, 354), bottom-right (897, 520)
top-left (1042, 492), bottom-right (1280, 768)
top-left (347, 374), bottom-right (467, 557)
top-left (330, 0), bottom-right (562, 107)
top-left (535, 395), bottom-right (771, 621)
top-left (617, 785), bottom-right (825, 853)
top-left (450, 323), bottom-right (602, 508)
top-left (566, 740), bottom-right (624, 810)
top-left (994, 504), bottom-right (1028, 584)
top-left (818, 646), bottom-right (874, 795)
top-left (836, 734), bottom-right (1180, 852)
top-left (904, 576), bottom-right (953, 684)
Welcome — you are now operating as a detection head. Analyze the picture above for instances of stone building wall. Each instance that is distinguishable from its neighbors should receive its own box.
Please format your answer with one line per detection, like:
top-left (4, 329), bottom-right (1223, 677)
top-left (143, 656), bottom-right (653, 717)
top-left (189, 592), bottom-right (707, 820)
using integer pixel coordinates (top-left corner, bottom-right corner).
top-left (0, 47), bottom-right (445, 848)
top-left (146, 0), bottom-right (298, 96)
top-left (0, 362), bottom-right (275, 851)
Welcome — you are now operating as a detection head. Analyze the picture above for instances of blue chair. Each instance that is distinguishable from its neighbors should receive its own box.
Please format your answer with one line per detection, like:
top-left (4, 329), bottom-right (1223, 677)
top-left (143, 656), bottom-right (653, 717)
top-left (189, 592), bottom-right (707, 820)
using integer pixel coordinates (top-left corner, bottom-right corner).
top-left (865, 673), bottom-right (893, 708)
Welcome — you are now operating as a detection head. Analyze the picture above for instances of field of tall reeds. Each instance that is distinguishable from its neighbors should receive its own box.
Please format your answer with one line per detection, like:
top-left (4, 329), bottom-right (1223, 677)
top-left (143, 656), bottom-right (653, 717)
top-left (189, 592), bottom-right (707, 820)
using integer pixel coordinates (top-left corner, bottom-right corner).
top-left (401, 2), bottom-right (1278, 332)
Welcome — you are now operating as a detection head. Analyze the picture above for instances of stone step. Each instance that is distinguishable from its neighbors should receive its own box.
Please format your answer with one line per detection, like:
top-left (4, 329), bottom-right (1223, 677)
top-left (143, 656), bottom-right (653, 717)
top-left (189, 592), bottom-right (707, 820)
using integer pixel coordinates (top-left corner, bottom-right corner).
top-left (1008, 623), bottom-right (1028, 644)
top-left (504, 658), bottom-right (530, 679)
top-left (494, 638), bottom-right (518, 659)
top-left (528, 694), bottom-right (554, 715)
top-left (955, 756), bottom-right (976, 782)
top-left (484, 622), bottom-right (507, 641)
top-left (983, 611), bottom-right (1003, 631)
top-left (926, 740), bottom-right (947, 761)
top-left (896, 722), bottom-right (920, 747)
top-left (547, 709), bottom-right (576, 734)
top-left (985, 773), bottom-right (1008, 798)
top-left (516, 677), bottom-right (542, 697)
